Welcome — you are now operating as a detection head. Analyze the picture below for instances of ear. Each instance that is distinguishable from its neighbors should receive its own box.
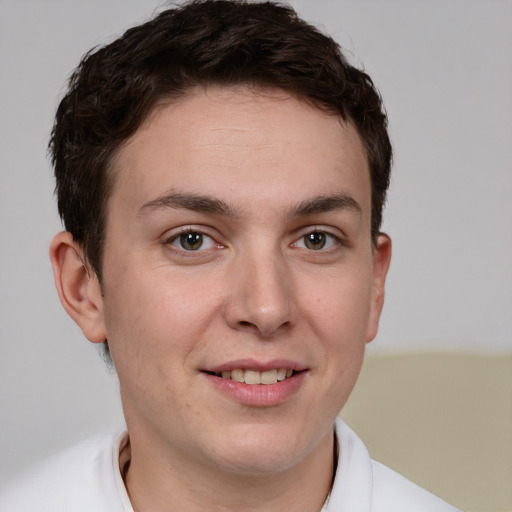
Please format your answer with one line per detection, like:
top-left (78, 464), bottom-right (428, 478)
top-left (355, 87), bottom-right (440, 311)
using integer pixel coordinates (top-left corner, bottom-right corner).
top-left (49, 231), bottom-right (107, 343)
top-left (366, 233), bottom-right (392, 343)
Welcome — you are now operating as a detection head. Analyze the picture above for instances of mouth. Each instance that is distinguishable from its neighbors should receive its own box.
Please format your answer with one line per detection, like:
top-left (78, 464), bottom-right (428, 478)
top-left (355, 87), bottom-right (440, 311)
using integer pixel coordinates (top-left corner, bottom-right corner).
top-left (201, 362), bottom-right (307, 406)
top-left (203, 368), bottom-right (299, 385)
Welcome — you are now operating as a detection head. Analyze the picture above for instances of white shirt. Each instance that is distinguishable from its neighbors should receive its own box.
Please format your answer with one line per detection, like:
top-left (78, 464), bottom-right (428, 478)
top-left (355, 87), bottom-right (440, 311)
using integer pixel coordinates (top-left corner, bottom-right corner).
top-left (0, 419), bottom-right (462, 511)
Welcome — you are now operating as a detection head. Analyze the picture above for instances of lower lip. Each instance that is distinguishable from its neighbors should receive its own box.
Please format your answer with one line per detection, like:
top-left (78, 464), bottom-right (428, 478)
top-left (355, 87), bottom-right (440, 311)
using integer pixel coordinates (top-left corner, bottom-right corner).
top-left (202, 371), bottom-right (307, 407)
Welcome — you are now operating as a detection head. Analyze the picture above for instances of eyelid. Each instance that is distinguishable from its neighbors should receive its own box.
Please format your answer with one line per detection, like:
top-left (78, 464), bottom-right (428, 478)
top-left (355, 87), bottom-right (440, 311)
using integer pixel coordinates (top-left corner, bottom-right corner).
top-left (289, 225), bottom-right (354, 256)
top-left (163, 226), bottom-right (223, 253)
top-left (294, 225), bottom-right (345, 241)
top-left (294, 231), bottom-right (339, 248)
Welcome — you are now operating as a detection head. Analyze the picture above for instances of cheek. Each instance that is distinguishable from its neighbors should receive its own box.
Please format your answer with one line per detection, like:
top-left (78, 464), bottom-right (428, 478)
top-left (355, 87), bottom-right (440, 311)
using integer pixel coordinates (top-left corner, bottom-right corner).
top-left (309, 278), bottom-right (371, 403)
top-left (102, 265), bottom-right (221, 369)
top-left (302, 271), bottom-right (373, 342)
top-left (301, 267), bottom-right (372, 404)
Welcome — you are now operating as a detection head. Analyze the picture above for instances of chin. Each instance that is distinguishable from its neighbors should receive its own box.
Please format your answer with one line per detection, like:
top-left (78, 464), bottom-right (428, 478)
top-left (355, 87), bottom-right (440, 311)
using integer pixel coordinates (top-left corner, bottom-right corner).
top-left (202, 420), bottom-right (326, 476)
top-left (211, 446), bottom-right (303, 476)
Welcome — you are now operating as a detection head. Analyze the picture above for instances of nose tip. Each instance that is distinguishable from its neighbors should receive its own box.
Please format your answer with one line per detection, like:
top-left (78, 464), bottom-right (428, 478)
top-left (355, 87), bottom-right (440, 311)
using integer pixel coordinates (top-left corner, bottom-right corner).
top-left (236, 307), bottom-right (292, 338)
top-left (224, 254), bottom-right (295, 338)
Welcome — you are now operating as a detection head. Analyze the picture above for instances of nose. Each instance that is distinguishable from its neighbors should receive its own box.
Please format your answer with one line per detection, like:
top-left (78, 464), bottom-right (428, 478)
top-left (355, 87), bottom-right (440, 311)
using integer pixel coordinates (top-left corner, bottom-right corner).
top-left (223, 248), bottom-right (296, 338)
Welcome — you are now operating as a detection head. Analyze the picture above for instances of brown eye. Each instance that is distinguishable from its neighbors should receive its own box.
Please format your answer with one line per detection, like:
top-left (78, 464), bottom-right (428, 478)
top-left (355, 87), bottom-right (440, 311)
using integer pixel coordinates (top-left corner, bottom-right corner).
top-left (293, 230), bottom-right (340, 252)
top-left (171, 231), bottom-right (215, 251)
top-left (304, 232), bottom-right (327, 250)
top-left (181, 232), bottom-right (203, 250)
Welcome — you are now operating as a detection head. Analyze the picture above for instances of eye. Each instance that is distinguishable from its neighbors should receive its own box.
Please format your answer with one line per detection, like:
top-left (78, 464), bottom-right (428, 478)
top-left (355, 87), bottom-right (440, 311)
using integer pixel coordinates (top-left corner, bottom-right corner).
top-left (294, 230), bottom-right (339, 251)
top-left (169, 230), bottom-right (217, 251)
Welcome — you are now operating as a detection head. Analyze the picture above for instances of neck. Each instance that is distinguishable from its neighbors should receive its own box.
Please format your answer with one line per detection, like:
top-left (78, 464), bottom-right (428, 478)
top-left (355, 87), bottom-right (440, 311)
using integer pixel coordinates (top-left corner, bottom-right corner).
top-left (123, 426), bottom-right (336, 512)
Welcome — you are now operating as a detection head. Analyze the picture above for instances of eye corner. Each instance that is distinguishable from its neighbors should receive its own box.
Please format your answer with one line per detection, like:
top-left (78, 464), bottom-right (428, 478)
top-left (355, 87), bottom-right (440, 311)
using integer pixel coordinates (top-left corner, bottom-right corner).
top-left (291, 227), bottom-right (346, 252)
top-left (163, 226), bottom-right (223, 255)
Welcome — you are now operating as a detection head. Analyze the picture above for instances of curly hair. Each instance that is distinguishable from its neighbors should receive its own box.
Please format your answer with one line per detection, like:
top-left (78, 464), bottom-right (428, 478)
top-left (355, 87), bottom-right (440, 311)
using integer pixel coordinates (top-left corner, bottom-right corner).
top-left (50, 0), bottom-right (392, 279)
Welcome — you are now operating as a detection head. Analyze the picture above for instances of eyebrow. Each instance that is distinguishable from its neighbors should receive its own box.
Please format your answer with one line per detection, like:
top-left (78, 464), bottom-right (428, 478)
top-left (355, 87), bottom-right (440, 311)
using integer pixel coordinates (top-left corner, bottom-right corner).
top-left (138, 191), bottom-right (237, 217)
top-left (137, 190), bottom-right (362, 219)
top-left (292, 193), bottom-right (362, 217)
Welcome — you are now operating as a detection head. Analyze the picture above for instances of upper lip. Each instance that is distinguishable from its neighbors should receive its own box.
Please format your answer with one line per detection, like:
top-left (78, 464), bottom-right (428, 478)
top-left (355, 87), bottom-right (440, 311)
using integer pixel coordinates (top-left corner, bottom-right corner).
top-left (203, 359), bottom-right (307, 374)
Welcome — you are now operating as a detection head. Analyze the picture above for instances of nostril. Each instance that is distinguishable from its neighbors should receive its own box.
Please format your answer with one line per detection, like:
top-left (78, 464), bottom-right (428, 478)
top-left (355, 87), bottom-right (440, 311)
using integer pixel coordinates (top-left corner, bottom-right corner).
top-left (237, 320), bottom-right (260, 334)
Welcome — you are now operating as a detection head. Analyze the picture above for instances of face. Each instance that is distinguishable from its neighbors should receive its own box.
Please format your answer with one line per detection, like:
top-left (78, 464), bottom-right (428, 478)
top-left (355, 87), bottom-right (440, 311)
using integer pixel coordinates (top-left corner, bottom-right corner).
top-left (94, 86), bottom-right (390, 475)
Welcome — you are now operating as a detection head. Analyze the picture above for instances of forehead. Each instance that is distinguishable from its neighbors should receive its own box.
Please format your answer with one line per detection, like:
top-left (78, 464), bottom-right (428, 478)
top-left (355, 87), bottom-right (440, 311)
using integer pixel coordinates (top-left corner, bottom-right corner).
top-left (109, 86), bottom-right (371, 220)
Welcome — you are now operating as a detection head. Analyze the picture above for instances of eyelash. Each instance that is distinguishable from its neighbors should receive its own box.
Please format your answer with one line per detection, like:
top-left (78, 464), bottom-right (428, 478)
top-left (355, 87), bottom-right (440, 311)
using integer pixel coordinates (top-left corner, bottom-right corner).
top-left (291, 230), bottom-right (343, 252)
top-left (165, 228), bottom-right (220, 254)
top-left (164, 227), bottom-right (344, 255)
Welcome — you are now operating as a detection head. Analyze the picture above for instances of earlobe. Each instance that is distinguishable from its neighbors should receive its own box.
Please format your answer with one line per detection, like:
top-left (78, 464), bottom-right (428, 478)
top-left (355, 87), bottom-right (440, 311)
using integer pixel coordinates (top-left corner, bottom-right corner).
top-left (49, 231), bottom-right (107, 344)
top-left (366, 233), bottom-right (392, 343)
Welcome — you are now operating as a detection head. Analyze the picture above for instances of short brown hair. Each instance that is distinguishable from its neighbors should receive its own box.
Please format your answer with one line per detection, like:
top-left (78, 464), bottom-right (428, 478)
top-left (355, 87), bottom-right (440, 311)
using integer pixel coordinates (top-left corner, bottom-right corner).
top-left (50, 0), bottom-right (392, 279)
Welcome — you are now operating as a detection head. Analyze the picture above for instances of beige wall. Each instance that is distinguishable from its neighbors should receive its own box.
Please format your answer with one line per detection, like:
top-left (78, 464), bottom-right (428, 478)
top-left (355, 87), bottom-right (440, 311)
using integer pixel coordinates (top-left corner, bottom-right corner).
top-left (342, 353), bottom-right (512, 511)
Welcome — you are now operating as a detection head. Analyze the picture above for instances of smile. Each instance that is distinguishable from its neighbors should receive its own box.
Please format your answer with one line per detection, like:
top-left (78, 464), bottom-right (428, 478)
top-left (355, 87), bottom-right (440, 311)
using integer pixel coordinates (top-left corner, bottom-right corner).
top-left (202, 363), bottom-right (307, 406)
top-left (205, 368), bottom-right (296, 385)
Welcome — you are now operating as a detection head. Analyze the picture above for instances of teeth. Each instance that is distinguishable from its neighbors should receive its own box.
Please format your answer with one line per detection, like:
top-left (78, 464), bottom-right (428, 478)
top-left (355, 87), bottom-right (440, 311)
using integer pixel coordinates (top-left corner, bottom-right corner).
top-left (261, 369), bottom-right (278, 384)
top-left (244, 370), bottom-right (261, 385)
top-left (277, 368), bottom-right (287, 381)
top-left (215, 368), bottom-right (295, 385)
top-left (231, 369), bottom-right (244, 383)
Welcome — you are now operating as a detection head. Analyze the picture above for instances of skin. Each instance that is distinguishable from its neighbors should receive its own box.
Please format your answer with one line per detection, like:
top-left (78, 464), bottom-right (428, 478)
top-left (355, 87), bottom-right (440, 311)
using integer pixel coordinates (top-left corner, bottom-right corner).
top-left (50, 86), bottom-right (391, 511)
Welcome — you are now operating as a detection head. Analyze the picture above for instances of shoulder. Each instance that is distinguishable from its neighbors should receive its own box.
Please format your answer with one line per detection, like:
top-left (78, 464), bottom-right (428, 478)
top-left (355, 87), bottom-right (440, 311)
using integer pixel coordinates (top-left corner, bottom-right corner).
top-left (370, 460), bottom-right (462, 512)
top-left (0, 432), bottom-right (127, 512)
top-left (330, 419), bottom-right (462, 512)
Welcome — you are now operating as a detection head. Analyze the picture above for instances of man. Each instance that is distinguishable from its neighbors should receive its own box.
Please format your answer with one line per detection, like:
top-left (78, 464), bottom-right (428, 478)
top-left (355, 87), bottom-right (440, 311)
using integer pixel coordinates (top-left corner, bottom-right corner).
top-left (0, 1), bottom-right (461, 510)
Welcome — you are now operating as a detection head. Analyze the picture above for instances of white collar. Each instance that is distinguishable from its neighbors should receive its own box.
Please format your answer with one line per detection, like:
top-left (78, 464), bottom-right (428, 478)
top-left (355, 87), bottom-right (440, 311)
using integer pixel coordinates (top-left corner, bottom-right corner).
top-left (112, 431), bottom-right (134, 512)
top-left (111, 419), bottom-right (363, 512)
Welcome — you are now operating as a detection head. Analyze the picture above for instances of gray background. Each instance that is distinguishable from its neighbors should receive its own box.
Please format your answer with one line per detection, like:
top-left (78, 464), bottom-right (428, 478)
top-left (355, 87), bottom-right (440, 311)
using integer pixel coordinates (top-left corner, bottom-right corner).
top-left (1, 0), bottom-right (511, 481)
